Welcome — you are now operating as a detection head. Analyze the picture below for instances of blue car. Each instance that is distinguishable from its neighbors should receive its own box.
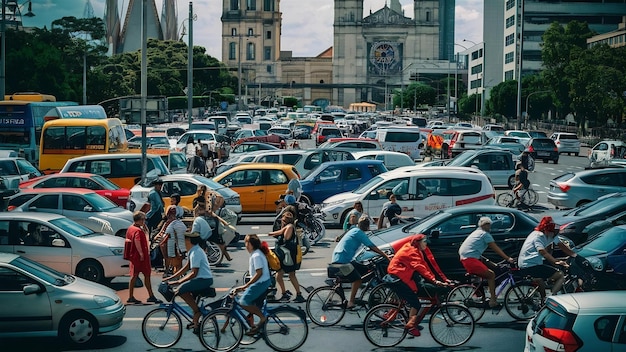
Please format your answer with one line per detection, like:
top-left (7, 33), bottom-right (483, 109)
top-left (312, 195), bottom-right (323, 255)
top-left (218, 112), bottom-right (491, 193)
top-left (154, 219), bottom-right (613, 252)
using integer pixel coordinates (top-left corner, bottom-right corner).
top-left (299, 160), bottom-right (388, 205)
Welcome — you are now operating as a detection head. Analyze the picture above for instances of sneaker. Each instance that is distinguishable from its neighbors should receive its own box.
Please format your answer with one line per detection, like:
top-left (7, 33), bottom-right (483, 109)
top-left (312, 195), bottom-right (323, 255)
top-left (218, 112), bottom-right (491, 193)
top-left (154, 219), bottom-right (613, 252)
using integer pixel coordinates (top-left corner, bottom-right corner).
top-left (147, 296), bottom-right (163, 304)
top-left (277, 291), bottom-right (293, 302)
top-left (293, 294), bottom-right (306, 303)
top-left (407, 327), bottom-right (421, 337)
top-left (127, 297), bottom-right (142, 304)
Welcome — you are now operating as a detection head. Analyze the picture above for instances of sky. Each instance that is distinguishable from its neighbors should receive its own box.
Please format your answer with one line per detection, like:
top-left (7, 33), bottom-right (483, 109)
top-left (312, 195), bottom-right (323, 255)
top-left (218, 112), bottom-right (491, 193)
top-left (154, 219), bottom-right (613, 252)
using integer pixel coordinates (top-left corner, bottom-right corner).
top-left (22, 0), bottom-right (483, 60)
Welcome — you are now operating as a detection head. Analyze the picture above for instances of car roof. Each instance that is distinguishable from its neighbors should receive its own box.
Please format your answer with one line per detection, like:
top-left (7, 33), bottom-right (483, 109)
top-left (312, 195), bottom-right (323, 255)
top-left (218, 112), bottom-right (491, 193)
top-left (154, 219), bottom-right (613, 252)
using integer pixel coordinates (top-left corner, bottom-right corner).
top-left (17, 188), bottom-right (94, 195)
top-left (0, 211), bottom-right (65, 221)
top-left (548, 291), bottom-right (626, 313)
top-left (318, 159), bottom-right (384, 166)
top-left (32, 172), bottom-right (98, 179)
top-left (217, 163), bottom-right (297, 172)
top-left (63, 153), bottom-right (162, 161)
top-left (0, 252), bottom-right (19, 263)
top-left (382, 166), bottom-right (489, 177)
top-left (351, 150), bottom-right (412, 157)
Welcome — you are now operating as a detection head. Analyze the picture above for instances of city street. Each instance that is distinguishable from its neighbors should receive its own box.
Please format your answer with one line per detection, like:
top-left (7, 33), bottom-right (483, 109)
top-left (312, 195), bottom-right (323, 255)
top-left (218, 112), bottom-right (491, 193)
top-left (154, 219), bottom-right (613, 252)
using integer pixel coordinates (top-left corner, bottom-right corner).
top-left (1, 140), bottom-right (593, 352)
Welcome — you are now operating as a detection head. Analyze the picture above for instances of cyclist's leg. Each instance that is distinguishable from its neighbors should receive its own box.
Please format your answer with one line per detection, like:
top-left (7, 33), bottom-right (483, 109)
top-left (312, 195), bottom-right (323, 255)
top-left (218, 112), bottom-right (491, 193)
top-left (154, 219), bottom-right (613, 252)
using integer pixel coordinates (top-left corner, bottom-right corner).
top-left (388, 280), bottom-right (421, 334)
top-left (239, 279), bottom-right (271, 333)
top-left (461, 258), bottom-right (498, 307)
top-left (179, 278), bottom-right (214, 329)
top-left (347, 261), bottom-right (368, 308)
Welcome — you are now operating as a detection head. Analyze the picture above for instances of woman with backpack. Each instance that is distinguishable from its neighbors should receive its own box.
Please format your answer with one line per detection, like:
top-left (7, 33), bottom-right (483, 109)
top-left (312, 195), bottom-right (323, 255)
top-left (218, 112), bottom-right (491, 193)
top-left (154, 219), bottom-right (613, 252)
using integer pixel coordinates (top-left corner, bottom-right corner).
top-left (268, 211), bottom-right (305, 303)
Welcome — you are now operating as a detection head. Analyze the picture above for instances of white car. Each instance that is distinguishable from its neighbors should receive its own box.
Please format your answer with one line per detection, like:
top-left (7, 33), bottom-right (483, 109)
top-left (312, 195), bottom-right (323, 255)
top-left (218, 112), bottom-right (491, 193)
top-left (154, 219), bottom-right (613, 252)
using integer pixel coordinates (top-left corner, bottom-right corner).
top-left (351, 150), bottom-right (415, 170)
top-left (0, 253), bottom-right (126, 346)
top-left (267, 126), bottom-right (293, 139)
top-left (321, 166), bottom-right (495, 227)
top-left (8, 188), bottom-right (133, 238)
top-left (0, 212), bottom-right (128, 283)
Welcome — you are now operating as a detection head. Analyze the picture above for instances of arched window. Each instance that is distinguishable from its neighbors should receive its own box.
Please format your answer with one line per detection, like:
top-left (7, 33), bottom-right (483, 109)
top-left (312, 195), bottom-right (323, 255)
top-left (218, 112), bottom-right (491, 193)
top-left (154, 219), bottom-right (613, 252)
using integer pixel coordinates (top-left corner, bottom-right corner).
top-left (230, 0), bottom-right (239, 10)
top-left (231, 28), bottom-right (237, 36)
top-left (229, 42), bottom-right (236, 60)
top-left (246, 42), bottom-right (255, 60)
top-left (247, 0), bottom-right (256, 10)
top-left (248, 28), bottom-right (254, 36)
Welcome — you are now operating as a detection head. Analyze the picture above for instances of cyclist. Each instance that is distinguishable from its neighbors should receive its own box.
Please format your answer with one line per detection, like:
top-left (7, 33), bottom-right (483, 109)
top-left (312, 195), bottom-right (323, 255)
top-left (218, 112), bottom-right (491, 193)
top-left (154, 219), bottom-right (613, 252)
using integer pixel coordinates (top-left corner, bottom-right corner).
top-left (163, 231), bottom-right (214, 333)
top-left (517, 216), bottom-right (577, 303)
top-left (385, 234), bottom-right (452, 336)
top-left (512, 162), bottom-right (531, 204)
top-left (234, 234), bottom-right (272, 336)
top-left (332, 215), bottom-right (391, 309)
top-left (459, 217), bottom-right (515, 309)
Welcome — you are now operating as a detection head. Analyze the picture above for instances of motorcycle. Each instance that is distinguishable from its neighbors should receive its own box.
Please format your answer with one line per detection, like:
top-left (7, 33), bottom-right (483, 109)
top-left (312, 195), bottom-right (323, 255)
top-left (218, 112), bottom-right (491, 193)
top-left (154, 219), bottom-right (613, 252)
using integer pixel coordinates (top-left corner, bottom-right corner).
top-left (564, 255), bottom-right (626, 292)
top-left (274, 202), bottom-right (326, 255)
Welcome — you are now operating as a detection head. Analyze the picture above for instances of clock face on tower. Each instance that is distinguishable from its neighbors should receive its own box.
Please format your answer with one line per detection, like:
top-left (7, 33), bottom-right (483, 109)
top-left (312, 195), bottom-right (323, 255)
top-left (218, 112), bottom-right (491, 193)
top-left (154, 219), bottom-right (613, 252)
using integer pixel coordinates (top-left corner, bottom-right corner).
top-left (368, 41), bottom-right (402, 75)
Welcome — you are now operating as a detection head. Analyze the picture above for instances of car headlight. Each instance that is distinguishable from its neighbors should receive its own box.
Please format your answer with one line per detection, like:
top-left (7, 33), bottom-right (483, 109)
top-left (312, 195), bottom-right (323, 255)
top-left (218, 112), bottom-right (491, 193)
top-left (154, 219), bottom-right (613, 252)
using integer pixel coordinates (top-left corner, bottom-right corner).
top-left (586, 256), bottom-right (604, 272)
top-left (225, 196), bottom-right (240, 205)
top-left (94, 295), bottom-right (117, 307)
top-left (110, 247), bottom-right (124, 256)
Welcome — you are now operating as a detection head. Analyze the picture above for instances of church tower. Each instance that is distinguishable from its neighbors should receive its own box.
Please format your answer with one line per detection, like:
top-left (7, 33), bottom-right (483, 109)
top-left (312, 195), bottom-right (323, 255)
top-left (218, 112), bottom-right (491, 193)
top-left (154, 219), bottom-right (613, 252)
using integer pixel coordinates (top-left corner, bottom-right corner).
top-left (221, 0), bottom-right (281, 85)
top-left (333, 0), bottom-right (364, 105)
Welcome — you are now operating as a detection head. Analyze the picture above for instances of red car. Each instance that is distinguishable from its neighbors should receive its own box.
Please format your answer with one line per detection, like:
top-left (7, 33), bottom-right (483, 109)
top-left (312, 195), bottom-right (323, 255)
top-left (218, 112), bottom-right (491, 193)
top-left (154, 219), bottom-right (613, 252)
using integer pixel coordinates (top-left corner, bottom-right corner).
top-left (19, 172), bottom-right (130, 208)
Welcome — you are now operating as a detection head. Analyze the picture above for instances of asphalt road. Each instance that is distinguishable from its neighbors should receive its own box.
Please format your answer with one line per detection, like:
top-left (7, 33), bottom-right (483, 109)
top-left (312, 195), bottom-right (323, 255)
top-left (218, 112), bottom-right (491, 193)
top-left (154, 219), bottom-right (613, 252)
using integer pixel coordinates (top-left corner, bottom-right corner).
top-left (1, 139), bottom-right (593, 352)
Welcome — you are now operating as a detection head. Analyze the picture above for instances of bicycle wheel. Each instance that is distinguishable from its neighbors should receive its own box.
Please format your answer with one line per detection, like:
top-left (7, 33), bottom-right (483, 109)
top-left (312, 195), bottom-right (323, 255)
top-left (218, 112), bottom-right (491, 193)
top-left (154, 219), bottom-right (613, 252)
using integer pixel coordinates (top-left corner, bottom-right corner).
top-left (496, 192), bottom-right (516, 207)
top-left (520, 189), bottom-right (538, 207)
top-left (367, 283), bottom-right (400, 308)
top-left (263, 306), bottom-right (309, 352)
top-left (429, 304), bottom-right (475, 347)
top-left (363, 303), bottom-right (408, 348)
top-left (206, 241), bottom-right (223, 266)
top-left (504, 283), bottom-right (542, 320)
top-left (198, 308), bottom-right (244, 352)
top-left (141, 308), bottom-right (182, 348)
top-left (446, 284), bottom-right (486, 322)
top-left (305, 286), bottom-right (346, 326)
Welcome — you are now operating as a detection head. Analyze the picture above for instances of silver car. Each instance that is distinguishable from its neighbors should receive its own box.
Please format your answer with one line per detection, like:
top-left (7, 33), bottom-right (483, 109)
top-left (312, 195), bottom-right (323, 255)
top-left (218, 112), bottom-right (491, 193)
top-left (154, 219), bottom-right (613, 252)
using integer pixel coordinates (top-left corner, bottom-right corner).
top-left (525, 291), bottom-right (626, 352)
top-left (547, 168), bottom-right (626, 209)
top-left (0, 253), bottom-right (125, 346)
top-left (0, 212), bottom-right (128, 283)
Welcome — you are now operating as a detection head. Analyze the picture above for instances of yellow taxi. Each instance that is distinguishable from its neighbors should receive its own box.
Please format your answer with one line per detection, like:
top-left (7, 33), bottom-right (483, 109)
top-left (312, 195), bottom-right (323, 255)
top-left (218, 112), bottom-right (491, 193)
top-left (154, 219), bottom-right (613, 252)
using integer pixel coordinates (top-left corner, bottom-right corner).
top-left (213, 163), bottom-right (300, 213)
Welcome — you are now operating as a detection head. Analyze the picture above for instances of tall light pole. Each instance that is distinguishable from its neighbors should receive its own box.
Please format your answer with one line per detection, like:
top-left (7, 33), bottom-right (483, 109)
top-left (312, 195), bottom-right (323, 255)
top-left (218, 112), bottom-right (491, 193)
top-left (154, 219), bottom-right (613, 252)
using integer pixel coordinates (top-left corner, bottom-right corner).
top-left (454, 43), bottom-right (469, 118)
top-left (1, 0), bottom-right (35, 99)
top-left (186, 2), bottom-right (194, 129)
top-left (140, 0), bottom-right (148, 182)
top-left (525, 90), bottom-right (550, 129)
top-left (399, 63), bottom-right (413, 113)
top-left (516, 0), bottom-right (525, 129)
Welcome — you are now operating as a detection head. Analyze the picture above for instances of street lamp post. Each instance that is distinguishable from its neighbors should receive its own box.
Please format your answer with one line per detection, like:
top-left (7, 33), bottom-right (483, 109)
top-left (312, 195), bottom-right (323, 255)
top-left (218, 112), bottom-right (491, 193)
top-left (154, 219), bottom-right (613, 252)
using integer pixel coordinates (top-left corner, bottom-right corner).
top-left (186, 2), bottom-right (194, 129)
top-left (525, 90), bottom-right (550, 129)
top-left (1, 0), bottom-right (35, 99)
top-left (399, 63), bottom-right (413, 113)
top-left (454, 43), bottom-right (469, 118)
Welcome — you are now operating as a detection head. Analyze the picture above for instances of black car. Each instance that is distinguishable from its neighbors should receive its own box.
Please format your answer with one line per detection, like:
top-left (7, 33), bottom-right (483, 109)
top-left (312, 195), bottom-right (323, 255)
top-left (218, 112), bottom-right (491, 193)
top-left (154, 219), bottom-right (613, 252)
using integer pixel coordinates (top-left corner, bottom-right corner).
top-left (356, 205), bottom-right (538, 279)
top-left (552, 192), bottom-right (626, 245)
top-left (526, 137), bottom-right (559, 164)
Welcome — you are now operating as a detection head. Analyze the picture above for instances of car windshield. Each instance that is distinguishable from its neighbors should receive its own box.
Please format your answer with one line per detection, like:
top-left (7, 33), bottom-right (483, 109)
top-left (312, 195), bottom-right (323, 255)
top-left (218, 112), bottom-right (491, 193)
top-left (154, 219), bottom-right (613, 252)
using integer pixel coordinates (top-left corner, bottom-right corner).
top-left (352, 175), bottom-right (384, 194)
top-left (447, 151), bottom-right (476, 166)
top-left (193, 175), bottom-right (225, 190)
top-left (12, 256), bottom-right (74, 286)
top-left (565, 195), bottom-right (626, 217)
top-left (577, 226), bottom-right (626, 256)
top-left (168, 153), bottom-right (188, 172)
top-left (49, 218), bottom-right (95, 237)
top-left (16, 159), bottom-right (42, 176)
top-left (83, 192), bottom-right (118, 211)
top-left (92, 174), bottom-right (121, 190)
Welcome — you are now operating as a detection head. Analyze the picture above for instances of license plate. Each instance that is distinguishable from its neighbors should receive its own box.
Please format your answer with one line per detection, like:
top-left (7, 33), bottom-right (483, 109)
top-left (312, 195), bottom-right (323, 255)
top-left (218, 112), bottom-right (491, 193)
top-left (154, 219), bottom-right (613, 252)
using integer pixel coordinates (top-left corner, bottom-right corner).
top-left (537, 152), bottom-right (549, 157)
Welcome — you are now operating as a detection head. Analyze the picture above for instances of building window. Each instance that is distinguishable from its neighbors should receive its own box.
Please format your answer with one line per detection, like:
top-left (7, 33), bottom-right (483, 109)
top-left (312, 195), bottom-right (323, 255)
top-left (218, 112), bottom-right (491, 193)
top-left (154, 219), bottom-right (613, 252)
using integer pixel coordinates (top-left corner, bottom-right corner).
top-left (247, 0), bottom-right (256, 10)
top-left (505, 70), bottom-right (514, 81)
top-left (266, 65), bottom-right (272, 73)
top-left (247, 42), bottom-right (255, 60)
top-left (505, 33), bottom-right (515, 46)
top-left (248, 28), bottom-right (254, 36)
top-left (231, 28), bottom-right (237, 36)
top-left (506, 0), bottom-right (515, 11)
top-left (229, 42), bottom-right (236, 60)
top-left (230, 0), bottom-right (239, 11)
top-left (471, 50), bottom-right (480, 60)
top-left (264, 46), bottom-right (271, 60)
top-left (505, 51), bottom-right (514, 64)
top-left (506, 15), bottom-right (515, 29)
top-left (471, 64), bottom-right (483, 75)
top-left (470, 79), bottom-right (482, 89)
top-left (266, 31), bottom-right (271, 39)
top-left (426, 11), bottom-right (431, 22)
top-left (264, 0), bottom-right (274, 11)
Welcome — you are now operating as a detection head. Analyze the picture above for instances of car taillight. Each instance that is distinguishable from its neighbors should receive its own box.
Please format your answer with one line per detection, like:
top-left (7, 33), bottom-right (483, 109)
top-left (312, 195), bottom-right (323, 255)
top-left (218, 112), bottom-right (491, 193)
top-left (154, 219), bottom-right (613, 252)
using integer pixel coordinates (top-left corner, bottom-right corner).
top-left (554, 147), bottom-right (558, 152)
top-left (611, 148), bottom-right (615, 157)
top-left (528, 145), bottom-right (534, 152)
top-left (559, 222), bottom-right (573, 233)
top-left (557, 183), bottom-right (570, 192)
top-left (539, 328), bottom-right (582, 352)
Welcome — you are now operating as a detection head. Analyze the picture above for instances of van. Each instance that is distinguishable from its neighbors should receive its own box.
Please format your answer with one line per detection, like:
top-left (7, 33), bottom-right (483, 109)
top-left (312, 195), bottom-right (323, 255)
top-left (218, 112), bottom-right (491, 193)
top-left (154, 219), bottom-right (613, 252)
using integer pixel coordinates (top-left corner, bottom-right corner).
top-left (299, 160), bottom-right (388, 205)
top-left (320, 166), bottom-right (495, 227)
top-left (60, 153), bottom-right (170, 189)
top-left (376, 127), bottom-right (423, 160)
top-left (588, 140), bottom-right (626, 168)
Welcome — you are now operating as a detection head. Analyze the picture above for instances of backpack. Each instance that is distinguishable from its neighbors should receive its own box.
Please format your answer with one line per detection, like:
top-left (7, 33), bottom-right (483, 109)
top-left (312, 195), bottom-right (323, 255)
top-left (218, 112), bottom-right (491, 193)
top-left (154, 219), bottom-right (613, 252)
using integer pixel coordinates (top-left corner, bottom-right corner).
top-left (266, 249), bottom-right (282, 271)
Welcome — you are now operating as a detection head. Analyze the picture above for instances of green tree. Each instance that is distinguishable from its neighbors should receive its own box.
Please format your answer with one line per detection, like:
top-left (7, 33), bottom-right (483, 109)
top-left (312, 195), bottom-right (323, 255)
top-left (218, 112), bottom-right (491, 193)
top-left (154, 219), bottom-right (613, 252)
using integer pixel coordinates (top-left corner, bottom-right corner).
top-left (393, 82), bottom-right (436, 110)
top-left (487, 80), bottom-right (519, 119)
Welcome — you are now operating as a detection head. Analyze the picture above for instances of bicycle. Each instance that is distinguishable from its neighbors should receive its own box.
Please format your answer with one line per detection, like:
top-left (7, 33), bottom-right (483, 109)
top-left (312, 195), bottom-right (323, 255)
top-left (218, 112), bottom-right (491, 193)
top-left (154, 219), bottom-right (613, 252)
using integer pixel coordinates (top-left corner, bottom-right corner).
top-left (198, 286), bottom-right (309, 352)
top-left (362, 282), bottom-right (475, 348)
top-left (305, 255), bottom-right (389, 326)
top-left (446, 259), bottom-right (543, 321)
top-left (497, 187), bottom-right (538, 208)
top-left (141, 282), bottom-right (218, 348)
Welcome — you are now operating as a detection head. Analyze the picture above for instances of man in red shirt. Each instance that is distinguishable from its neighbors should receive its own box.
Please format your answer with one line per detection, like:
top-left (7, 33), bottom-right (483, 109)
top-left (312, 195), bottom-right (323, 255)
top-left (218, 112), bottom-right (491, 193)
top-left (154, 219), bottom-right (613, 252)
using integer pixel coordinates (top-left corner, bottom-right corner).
top-left (126, 211), bottom-right (162, 304)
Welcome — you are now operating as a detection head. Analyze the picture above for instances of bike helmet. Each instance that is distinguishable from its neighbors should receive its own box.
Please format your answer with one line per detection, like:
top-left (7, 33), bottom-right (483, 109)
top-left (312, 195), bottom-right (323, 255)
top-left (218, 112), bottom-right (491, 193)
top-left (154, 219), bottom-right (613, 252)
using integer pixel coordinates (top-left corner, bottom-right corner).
top-left (284, 194), bottom-right (296, 205)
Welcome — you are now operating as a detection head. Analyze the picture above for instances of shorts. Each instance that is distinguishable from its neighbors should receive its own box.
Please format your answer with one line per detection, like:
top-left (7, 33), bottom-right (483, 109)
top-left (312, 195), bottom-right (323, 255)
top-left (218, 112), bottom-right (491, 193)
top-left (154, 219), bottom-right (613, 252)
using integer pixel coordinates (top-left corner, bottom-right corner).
top-left (461, 258), bottom-right (490, 275)
top-left (240, 279), bottom-right (271, 306)
top-left (129, 259), bottom-right (152, 277)
top-left (519, 264), bottom-right (559, 280)
top-left (390, 280), bottom-right (421, 310)
top-left (330, 261), bottom-right (368, 282)
top-left (178, 278), bottom-right (214, 295)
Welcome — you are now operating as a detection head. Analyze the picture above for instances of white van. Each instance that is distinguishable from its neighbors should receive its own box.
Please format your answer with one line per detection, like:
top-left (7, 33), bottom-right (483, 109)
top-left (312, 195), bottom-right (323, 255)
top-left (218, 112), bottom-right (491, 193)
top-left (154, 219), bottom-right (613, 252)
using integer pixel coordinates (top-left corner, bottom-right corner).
top-left (376, 127), bottom-right (423, 161)
top-left (588, 140), bottom-right (626, 168)
top-left (320, 166), bottom-right (495, 227)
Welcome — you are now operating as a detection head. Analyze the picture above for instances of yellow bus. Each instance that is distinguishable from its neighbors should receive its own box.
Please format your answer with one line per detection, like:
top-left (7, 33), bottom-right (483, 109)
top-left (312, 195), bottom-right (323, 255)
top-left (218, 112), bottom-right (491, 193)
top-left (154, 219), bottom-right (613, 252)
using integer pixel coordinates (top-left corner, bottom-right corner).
top-left (39, 106), bottom-right (128, 173)
top-left (4, 92), bottom-right (57, 102)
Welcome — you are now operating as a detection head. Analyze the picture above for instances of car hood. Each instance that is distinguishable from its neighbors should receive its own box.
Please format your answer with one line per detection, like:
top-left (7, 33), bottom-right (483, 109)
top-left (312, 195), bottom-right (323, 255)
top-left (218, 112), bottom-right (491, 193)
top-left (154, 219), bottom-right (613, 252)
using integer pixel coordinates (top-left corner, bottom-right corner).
top-left (60, 275), bottom-right (122, 300)
top-left (323, 192), bottom-right (361, 205)
top-left (81, 233), bottom-right (126, 247)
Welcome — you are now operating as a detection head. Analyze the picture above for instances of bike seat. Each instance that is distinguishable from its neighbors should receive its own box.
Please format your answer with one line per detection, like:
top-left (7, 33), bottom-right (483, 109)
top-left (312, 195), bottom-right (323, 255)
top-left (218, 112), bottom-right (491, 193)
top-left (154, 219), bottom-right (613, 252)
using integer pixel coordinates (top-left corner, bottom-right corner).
top-left (194, 286), bottom-right (217, 299)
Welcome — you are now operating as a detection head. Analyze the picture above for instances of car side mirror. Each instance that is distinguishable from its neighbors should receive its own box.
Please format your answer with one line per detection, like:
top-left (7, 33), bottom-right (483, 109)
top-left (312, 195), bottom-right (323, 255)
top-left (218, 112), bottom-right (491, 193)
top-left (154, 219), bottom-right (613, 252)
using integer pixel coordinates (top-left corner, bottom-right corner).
top-left (369, 191), bottom-right (380, 200)
top-left (430, 229), bottom-right (440, 239)
top-left (83, 205), bottom-right (93, 212)
top-left (51, 238), bottom-right (66, 247)
top-left (23, 283), bottom-right (43, 295)
top-left (315, 176), bottom-right (321, 184)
